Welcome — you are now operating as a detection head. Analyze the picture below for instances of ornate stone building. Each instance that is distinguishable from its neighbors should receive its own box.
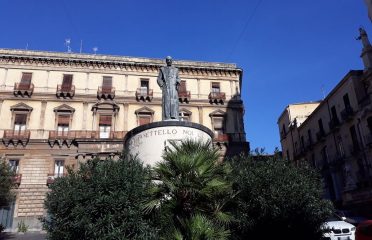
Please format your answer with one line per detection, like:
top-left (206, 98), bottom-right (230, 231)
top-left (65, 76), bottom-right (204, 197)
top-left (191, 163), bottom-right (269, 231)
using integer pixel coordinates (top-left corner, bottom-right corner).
top-left (0, 49), bottom-right (248, 230)
top-left (278, 28), bottom-right (372, 213)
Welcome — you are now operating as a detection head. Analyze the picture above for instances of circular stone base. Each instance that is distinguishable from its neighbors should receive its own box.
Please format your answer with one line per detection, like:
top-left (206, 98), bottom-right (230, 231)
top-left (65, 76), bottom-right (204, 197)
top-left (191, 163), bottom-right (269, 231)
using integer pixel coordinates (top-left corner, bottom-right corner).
top-left (124, 121), bottom-right (213, 166)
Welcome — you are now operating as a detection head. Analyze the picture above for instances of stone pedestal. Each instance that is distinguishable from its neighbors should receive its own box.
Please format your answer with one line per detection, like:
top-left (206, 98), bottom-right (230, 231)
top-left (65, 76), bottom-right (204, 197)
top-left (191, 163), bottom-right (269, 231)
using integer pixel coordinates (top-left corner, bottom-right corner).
top-left (124, 121), bottom-right (213, 166)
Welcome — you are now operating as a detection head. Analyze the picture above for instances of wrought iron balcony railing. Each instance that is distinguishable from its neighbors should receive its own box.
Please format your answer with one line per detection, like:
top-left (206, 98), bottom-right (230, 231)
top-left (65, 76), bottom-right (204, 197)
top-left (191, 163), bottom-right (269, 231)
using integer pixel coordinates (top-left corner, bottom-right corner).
top-left (56, 84), bottom-right (75, 98)
top-left (341, 106), bottom-right (354, 121)
top-left (209, 92), bottom-right (226, 103)
top-left (178, 91), bottom-right (191, 102)
top-left (97, 86), bottom-right (115, 100)
top-left (135, 88), bottom-right (153, 101)
top-left (14, 82), bottom-right (34, 97)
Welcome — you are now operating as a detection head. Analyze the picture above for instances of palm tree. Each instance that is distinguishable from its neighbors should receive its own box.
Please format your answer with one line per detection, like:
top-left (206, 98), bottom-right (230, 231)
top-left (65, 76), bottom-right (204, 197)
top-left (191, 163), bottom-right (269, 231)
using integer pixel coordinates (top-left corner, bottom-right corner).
top-left (145, 140), bottom-right (233, 240)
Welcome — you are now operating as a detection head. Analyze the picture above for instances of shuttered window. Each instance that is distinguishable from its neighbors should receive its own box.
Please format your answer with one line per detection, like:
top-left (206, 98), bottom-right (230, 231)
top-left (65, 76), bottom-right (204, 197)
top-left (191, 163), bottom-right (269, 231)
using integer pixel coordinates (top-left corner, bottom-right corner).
top-left (57, 115), bottom-right (70, 125)
top-left (102, 76), bottom-right (112, 92)
top-left (14, 114), bottom-right (27, 124)
top-left (99, 115), bottom-right (112, 126)
top-left (139, 116), bottom-right (151, 126)
top-left (19, 73), bottom-right (32, 89)
top-left (211, 82), bottom-right (220, 93)
top-left (179, 80), bottom-right (187, 92)
top-left (62, 74), bottom-right (73, 90)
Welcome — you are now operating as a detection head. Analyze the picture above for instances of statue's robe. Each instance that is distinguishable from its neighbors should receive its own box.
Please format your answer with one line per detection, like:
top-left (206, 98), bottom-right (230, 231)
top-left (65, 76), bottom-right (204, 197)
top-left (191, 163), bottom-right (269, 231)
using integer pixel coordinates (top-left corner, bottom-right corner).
top-left (157, 66), bottom-right (180, 120)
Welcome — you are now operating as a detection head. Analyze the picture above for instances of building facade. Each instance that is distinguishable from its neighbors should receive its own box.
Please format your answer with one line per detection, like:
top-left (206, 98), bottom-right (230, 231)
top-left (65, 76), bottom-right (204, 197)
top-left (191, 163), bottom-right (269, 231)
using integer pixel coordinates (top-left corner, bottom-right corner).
top-left (278, 28), bottom-right (372, 213)
top-left (0, 49), bottom-right (248, 230)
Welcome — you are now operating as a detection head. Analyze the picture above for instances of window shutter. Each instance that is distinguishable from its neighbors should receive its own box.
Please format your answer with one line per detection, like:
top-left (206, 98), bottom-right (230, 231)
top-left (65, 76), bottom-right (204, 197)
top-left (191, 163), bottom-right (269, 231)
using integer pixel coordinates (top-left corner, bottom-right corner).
top-left (179, 81), bottom-right (187, 92)
top-left (58, 115), bottom-right (70, 125)
top-left (139, 116), bottom-right (151, 126)
top-left (99, 115), bottom-right (112, 125)
top-left (62, 74), bottom-right (73, 90)
top-left (19, 73), bottom-right (32, 89)
top-left (14, 114), bottom-right (27, 124)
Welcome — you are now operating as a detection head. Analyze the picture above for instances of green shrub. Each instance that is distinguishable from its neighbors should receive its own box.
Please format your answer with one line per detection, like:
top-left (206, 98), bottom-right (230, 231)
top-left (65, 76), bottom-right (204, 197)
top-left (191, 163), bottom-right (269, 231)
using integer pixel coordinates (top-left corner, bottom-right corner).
top-left (42, 155), bottom-right (158, 240)
top-left (229, 154), bottom-right (333, 240)
top-left (17, 220), bottom-right (28, 233)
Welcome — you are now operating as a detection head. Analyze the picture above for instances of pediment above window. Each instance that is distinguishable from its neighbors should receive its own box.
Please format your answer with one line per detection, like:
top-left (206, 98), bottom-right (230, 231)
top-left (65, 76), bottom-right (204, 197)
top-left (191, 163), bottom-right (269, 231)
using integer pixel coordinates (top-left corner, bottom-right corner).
top-left (92, 101), bottom-right (120, 113)
top-left (209, 109), bottom-right (226, 117)
top-left (179, 108), bottom-right (192, 115)
top-left (53, 104), bottom-right (75, 113)
top-left (135, 106), bottom-right (154, 115)
top-left (10, 102), bottom-right (33, 112)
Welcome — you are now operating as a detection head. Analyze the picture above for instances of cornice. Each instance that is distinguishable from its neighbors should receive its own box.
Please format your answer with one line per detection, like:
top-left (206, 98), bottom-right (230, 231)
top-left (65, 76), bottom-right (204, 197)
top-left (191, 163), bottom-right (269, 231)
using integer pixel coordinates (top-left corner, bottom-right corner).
top-left (0, 49), bottom-right (242, 78)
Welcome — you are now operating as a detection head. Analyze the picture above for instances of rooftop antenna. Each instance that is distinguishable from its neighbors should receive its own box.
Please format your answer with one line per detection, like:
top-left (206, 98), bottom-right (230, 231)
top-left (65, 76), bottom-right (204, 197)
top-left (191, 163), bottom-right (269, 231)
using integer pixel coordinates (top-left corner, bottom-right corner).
top-left (321, 85), bottom-right (326, 100)
top-left (65, 39), bottom-right (72, 53)
top-left (93, 47), bottom-right (98, 55)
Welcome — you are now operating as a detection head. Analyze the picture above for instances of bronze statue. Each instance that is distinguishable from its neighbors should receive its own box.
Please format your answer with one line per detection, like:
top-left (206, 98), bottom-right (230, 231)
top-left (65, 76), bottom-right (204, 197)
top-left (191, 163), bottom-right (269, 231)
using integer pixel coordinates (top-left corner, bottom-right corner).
top-left (157, 56), bottom-right (180, 120)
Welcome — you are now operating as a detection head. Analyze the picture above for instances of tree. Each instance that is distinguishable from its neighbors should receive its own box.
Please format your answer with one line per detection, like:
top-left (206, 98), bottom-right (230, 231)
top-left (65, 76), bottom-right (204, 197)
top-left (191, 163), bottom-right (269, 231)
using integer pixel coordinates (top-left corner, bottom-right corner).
top-left (0, 159), bottom-right (15, 208)
top-left (42, 155), bottom-right (158, 240)
top-left (229, 154), bottom-right (333, 240)
top-left (145, 140), bottom-right (233, 240)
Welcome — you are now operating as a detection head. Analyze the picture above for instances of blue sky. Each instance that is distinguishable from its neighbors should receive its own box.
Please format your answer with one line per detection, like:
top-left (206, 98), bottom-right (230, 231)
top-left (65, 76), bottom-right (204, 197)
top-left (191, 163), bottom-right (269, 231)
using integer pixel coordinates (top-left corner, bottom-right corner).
top-left (0, 0), bottom-right (370, 152)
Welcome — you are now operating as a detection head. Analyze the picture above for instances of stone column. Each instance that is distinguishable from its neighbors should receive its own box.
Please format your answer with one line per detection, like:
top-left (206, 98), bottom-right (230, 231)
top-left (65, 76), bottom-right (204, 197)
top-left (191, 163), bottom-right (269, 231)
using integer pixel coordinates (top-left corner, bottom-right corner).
top-left (82, 102), bottom-right (88, 130)
top-left (124, 74), bottom-right (128, 93)
top-left (85, 73), bottom-right (90, 94)
top-left (46, 70), bottom-right (50, 92)
top-left (123, 103), bottom-right (128, 131)
top-left (38, 101), bottom-right (47, 138)
top-left (197, 78), bottom-right (201, 99)
top-left (198, 106), bottom-right (203, 125)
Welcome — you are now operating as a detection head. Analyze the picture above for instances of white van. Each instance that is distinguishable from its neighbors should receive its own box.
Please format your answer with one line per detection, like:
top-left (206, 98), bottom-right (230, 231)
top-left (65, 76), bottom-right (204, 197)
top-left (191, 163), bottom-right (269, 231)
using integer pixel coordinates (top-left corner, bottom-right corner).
top-left (322, 216), bottom-right (356, 240)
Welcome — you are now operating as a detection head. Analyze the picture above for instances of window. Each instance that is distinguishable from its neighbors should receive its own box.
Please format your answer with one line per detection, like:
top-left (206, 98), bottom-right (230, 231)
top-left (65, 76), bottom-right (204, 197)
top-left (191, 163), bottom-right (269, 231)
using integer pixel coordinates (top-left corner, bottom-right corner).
top-left (57, 115), bottom-right (70, 136)
top-left (300, 136), bottom-right (305, 150)
top-left (343, 94), bottom-right (351, 108)
top-left (179, 80), bottom-right (187, 93)
top-left (14, 114), bottom-right (27, 133)
top-left (179, 111), bottom-right (190, 122)
top-left (9, 160), bottom-right (19, 174)
top-left (135, 107), bottom-right (154, 126)
top-left (211, 82), bottom-right (220, 93)
top-left (62, 74), bottom-right (73, 91)
top-left (54, 160), bottom-right (64, 177)
top-left (102, 76), bottom-right (112, 92)
top-left (318, 118), bottom-right (324, 133)
top-left (19, 73), bottom-right (32, 90)
top-left (212, 117), bottom-right (224, 136)
top-left (307, 129), bottom-right (313, 145)
top-left (331, 106), bottom-right (338, 120)
top-left (140, 79), bottom-right (149, 94)
top-left (99, 115), bottom-right (112, 138)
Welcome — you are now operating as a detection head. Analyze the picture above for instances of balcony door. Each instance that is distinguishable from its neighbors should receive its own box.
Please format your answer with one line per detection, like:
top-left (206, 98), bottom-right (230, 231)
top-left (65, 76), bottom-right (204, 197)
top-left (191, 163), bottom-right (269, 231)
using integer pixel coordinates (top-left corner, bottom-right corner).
top-left (57, 115), bottom-right (70, 137)
top-left (99, 115), bottom-right (112, 138)
top-left (13, 114), bottom-right (27, 134)
top-left (54, 160), bottom-right (64, 177)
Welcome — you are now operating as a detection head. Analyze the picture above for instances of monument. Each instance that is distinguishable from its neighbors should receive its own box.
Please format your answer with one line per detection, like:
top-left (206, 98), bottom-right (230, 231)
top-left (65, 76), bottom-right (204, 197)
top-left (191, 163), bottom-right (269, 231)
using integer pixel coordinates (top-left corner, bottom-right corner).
top-left (124, 56), bottom-right (213, 166)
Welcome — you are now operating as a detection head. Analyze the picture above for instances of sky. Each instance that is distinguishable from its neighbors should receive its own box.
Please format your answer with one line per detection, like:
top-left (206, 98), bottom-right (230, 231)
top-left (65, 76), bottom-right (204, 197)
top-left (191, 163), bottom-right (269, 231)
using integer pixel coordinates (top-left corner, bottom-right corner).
top-left (0, 0), bottom-right (370, 153)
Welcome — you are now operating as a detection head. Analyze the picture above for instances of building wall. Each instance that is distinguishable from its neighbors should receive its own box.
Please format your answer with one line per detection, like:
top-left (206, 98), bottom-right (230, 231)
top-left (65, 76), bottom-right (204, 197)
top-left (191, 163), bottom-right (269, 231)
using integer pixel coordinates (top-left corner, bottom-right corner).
top-left (278, 70), bottom-right (372, 213)
top-left (0, 49), bottom-right (248, 231)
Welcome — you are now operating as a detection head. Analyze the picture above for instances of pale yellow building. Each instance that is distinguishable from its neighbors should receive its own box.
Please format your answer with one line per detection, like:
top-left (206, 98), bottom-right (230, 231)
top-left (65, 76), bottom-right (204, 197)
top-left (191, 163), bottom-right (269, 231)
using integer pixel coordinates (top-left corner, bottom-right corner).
top-left (278, 28), bottom-right (372, 213)
top-left (0, 49), bottom-right (248, 231)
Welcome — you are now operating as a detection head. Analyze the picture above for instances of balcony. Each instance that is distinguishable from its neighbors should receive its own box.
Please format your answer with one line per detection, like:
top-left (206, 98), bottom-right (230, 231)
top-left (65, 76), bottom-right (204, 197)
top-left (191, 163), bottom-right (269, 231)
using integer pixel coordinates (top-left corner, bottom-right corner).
top-left (341, 106), bottom-right (354, 122)
top-left (316, 130), bottom-right (326, 142)
top-left (135, 88), bottom-right (153, 101)
top-left (97, 86), bottom-right (115, 100)
top-left (209, 92), bottom-right (226, 103)
top-left (56, 84), bottom-right (75, 98)
top-left (12, 174), bottom-right (22, 186)
top-left (13, 82), bottom-right (34, 97)
top-left (48, 130), bottom-right (127, 145)
top-left (47, 173), bottom-right (66, 185)
top-left (2, 130), bottom-right (31, 147)
top-left (328, 117), bottom-right (341, 131)
top-left (178, 90), bottom-right (191, 103)
top-left (213, 133), bottom-right (229, 143)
